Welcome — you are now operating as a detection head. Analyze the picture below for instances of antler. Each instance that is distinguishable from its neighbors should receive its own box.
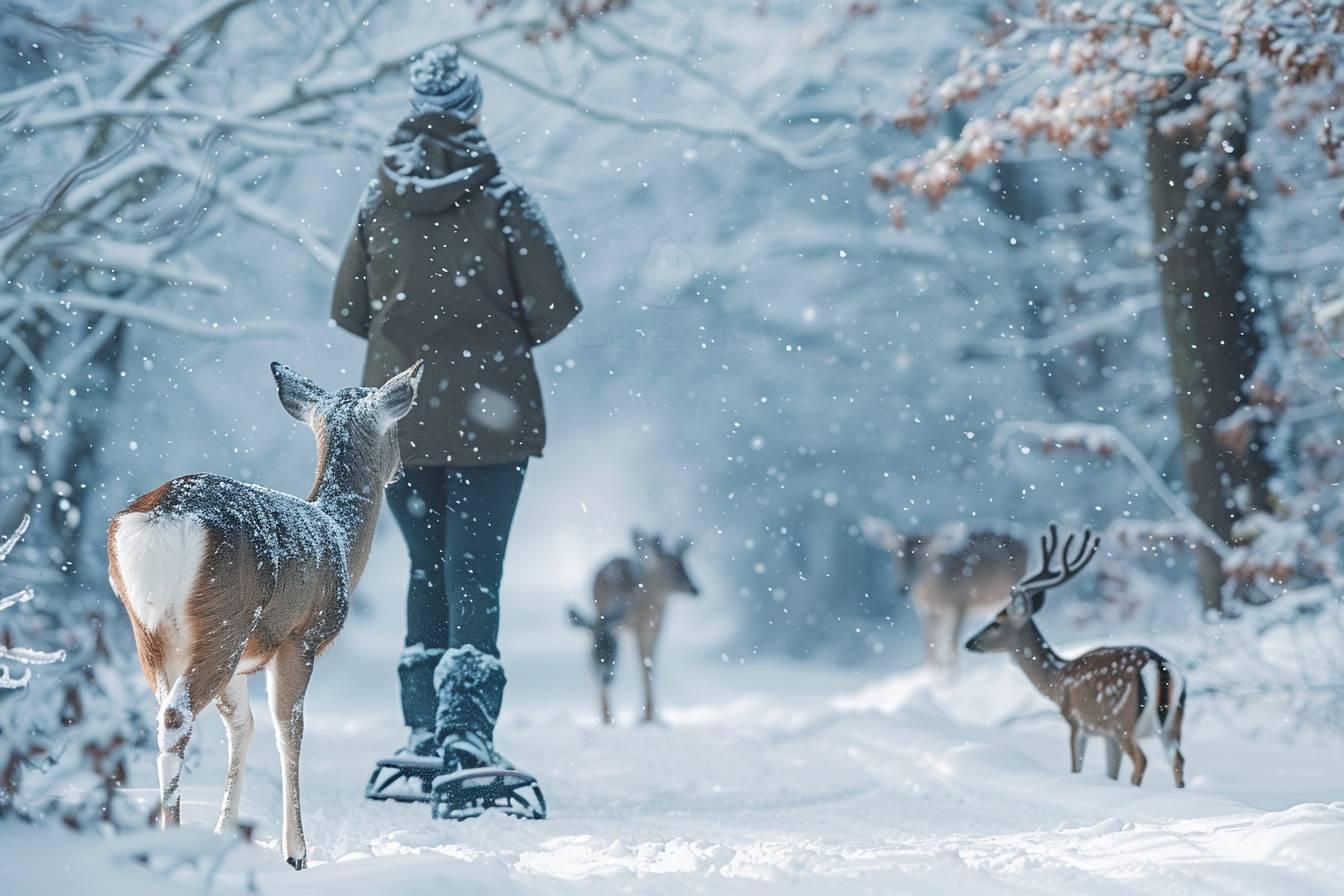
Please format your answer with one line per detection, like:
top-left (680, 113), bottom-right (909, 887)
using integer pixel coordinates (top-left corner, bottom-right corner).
top-left (1016, 523), bottom-right (1100, 594)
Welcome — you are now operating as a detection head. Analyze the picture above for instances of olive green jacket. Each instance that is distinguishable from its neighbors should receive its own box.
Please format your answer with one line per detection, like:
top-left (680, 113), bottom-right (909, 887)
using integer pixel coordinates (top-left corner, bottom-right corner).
top-left (331, 113), bottom-right (582, 466)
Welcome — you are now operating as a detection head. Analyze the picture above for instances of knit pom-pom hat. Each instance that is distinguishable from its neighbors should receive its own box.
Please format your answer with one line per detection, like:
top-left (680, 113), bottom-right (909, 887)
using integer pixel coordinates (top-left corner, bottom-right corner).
top-left (409, 44), bottom-right (483, 119)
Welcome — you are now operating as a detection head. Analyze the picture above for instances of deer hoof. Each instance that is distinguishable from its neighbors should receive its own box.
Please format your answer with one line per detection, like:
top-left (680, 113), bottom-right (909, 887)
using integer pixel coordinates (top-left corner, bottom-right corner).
top-left (287, 855), bottom-right (307, 871)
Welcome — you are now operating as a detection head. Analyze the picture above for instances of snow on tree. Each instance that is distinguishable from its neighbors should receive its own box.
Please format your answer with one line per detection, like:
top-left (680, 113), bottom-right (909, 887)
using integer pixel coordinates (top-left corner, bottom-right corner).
top-left (0, 505), bottom-right (149, 826)
top-left (875, 1), bottom-right (1344, 614)
top-left (0, 513), bottom-right (128, 825)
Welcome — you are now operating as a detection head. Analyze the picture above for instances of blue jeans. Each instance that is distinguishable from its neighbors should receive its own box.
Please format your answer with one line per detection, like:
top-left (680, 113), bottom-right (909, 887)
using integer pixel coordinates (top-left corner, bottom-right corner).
top-left (387, 462), bottom-right (526, 739)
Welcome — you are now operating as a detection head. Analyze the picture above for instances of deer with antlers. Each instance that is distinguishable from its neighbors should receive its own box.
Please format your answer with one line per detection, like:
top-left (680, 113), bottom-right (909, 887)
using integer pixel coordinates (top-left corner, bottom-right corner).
top-left (569, 529), bottom-right (700, 724)
top-left (964, 524), bottom-right (1187, 788)
top-left (107, 361), bottom-right (422, 868)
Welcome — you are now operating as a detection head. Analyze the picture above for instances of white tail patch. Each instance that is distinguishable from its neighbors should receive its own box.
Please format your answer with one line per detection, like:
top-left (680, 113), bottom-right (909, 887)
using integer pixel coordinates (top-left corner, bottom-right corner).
top-left (1135, 661), bottom-right (1160, 738)
top-left (114, 512), bottom-right (206, 635)
top-left (1135, 661), bottom-right (1185, 741)
top-left (1162, 666), bottom-right (1185, 737)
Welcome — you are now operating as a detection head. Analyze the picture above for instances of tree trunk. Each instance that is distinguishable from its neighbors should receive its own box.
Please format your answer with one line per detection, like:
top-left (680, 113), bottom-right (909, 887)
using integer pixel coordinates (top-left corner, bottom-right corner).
top-left (1144, 88), bottom-right (1270, 616)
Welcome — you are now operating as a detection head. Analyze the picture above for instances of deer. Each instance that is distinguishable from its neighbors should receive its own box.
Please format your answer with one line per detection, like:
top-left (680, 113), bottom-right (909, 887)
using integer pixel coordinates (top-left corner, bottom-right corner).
top-left (860, 515), bottom-right (1027, 679)
top-left (568, 529), bottom-right (700, 724)
top-left (106, 360), bottom-right (422, 869)
top-left (964, 524), bottom-right (1187, 788)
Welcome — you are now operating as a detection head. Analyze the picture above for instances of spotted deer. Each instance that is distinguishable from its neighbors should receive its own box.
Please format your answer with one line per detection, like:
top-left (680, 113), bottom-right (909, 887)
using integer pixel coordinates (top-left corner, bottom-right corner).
top-left (107, 361), bottom-right (422, 869)
top-left (965, 524), bottom-right (1187, 787)
top-left (568, 529), bottom-right (700, 724)
top-left (860, 515), bottom-right (1027, 679)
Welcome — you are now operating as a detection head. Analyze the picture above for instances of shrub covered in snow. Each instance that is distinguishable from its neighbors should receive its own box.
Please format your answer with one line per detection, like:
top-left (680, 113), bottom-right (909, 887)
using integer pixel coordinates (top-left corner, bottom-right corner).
top-left (0, 514), bottom-right (149, 827)
top-left (0, 517), bottom-right (64, 691)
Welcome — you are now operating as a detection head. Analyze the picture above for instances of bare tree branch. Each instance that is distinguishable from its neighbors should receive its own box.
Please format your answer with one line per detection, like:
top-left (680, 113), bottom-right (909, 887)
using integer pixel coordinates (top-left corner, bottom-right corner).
top-left (461, 46), bottom-right (849, 169)
top-left (990, 293), bottom-right (1160, 358)
top-left (993, 419), bottom-right (1228, 556)
top-left (0, 291), bottom-right (299, 340)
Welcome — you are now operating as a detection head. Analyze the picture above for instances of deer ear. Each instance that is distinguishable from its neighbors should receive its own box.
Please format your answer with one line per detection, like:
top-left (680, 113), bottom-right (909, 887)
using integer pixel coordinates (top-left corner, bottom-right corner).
top-left (859, 514), bottom-right (903, 553)
top-left (373, 360), bottom-right (423, 429)
top-left (675, 536), bottom-right (693, 557)
top-left (271, 363), bottom-right (325, 423)
top-left (1008, 589), bottom-right (1031, 621)
top-left (1029, 591), bottom-right (1046, 615)
top-left (567, 607), bottom-right (593, 629)
top-left (631, 528), bottom-right (647, 550)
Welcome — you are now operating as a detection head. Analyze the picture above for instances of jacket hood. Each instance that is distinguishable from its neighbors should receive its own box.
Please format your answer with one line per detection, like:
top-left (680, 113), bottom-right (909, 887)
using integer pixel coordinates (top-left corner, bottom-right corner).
top-left (378, 112), bottom-right (499, 214)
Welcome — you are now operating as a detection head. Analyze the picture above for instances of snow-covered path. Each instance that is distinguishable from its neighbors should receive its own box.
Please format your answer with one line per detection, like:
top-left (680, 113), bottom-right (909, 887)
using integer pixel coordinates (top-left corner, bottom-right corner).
top-left (8, 581), bottom-right (1344, 895)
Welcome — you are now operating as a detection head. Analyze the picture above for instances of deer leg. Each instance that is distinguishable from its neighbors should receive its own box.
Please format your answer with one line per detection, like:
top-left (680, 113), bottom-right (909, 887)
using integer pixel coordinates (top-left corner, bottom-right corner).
top-left (1165, 737), bottom-right (1186, 789)
top-left (1119, 735), bottom-right (1147, 786)
top-left (638, 654), bottom-right (656, 723)
top-left (944, 607), bottom-right (967, 681)
top-left (215, 673), bottom-right (254, 832)
top-left (637, 628), bottom-right (658, 723)
top-left (1104, 738), bottom-right (1122, 781)
top-left (1164, 699), bottom-right (1187, 789)
top-left (916, 606), bottom-right (939, 671)
top-left (1068, 722), bottom-right (1087, 774)
top-left (156, 676), bottom-right (195, 828)
top-left (266, 642), bottom-right (314, 870)
top-left (597, 624), bottom-right (618, 726)
top-left (640, 660), bottom-right (655, 723)
top-left (925, 608), bottom-right (958, 680)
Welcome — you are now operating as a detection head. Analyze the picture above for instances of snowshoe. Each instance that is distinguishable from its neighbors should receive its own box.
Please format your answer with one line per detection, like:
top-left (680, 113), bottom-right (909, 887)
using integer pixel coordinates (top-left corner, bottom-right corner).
top-left (428, 731), bottom-right (547, 821)
top-left (364, 728), bottom-right (440, 803)
top-left (429, 767), bottom-right (547, 821)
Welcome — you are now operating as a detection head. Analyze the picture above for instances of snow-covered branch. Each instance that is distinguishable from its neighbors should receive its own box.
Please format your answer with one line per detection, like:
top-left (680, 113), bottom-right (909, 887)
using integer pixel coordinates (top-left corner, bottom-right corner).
top-left (458, 48), bottom-right (849, 170)
top-left (993, 419), bottom-right (1228, 556)
top-left (0, 516), bottom-right (65, 690)
top-left (992, 293), bottom-right (1159, 358)
top-left (31, 240), bottom-right (230, 292)
top-left (0, 291), bottom-right (299, 341)
top-left (878, 1), bottom-right (1344, 208)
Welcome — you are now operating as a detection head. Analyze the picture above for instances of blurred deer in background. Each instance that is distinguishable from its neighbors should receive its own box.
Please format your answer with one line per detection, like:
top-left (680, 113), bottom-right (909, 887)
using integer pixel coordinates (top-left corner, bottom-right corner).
top-left (860, 515), bottom-right (1027, 679)
top-left (965, 524), bottom-right (1187, 787)
top-left (107, 361), bottom-right (422, 868)
top-left (569, 529), bottom-right (700, 724)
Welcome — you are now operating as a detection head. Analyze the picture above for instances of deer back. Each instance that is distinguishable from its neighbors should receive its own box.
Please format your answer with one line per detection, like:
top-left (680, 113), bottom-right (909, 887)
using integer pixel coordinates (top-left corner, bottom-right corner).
top-left (594, 554), bottom-right (680, 632)
top-left (1060, 645), bottom-right (1177, 738)
top-left (593, 556), bottom-right (651, 629)
top-left (911, 530), bottom-right (1028, 614)
top-left (109, 473), bottom-right (360, 688)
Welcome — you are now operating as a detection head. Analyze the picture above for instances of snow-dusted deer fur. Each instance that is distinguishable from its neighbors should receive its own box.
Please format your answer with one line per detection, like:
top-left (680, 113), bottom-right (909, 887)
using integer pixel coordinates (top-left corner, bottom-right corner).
top-left (965, 524), bottom-right (1187, 787)
top-left (107, 361), bottom-right (422, 869)
top-left (860, 515), bottom-right (1027, 678)
top-left (569, 529), bottom-right (700, 724)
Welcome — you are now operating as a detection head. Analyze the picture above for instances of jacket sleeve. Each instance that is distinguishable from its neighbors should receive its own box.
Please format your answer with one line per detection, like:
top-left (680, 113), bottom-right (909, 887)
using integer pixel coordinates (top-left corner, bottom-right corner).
top-left (500, 186), bottom-right (582, 346)
top-left (330, 204), bottom-right (373, 339)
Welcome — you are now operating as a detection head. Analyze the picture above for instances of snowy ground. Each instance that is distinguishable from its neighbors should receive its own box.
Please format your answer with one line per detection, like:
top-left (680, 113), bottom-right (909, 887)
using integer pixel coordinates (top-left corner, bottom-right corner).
top-left (5, 573), bottom-right (1344, 895)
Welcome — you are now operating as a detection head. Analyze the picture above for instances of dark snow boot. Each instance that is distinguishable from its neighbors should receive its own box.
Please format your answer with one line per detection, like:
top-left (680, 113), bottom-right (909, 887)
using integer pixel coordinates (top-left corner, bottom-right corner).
top-left (399, 645), bottom-right (445, 731)
top-left (429, 731), bottom-right (546, 821)
top-left (364, 646), bottom-right (445, 802)
top-left (432, 644), bottom-right (506, 738)
top-left (427, 646), bottom-right (546, 820)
